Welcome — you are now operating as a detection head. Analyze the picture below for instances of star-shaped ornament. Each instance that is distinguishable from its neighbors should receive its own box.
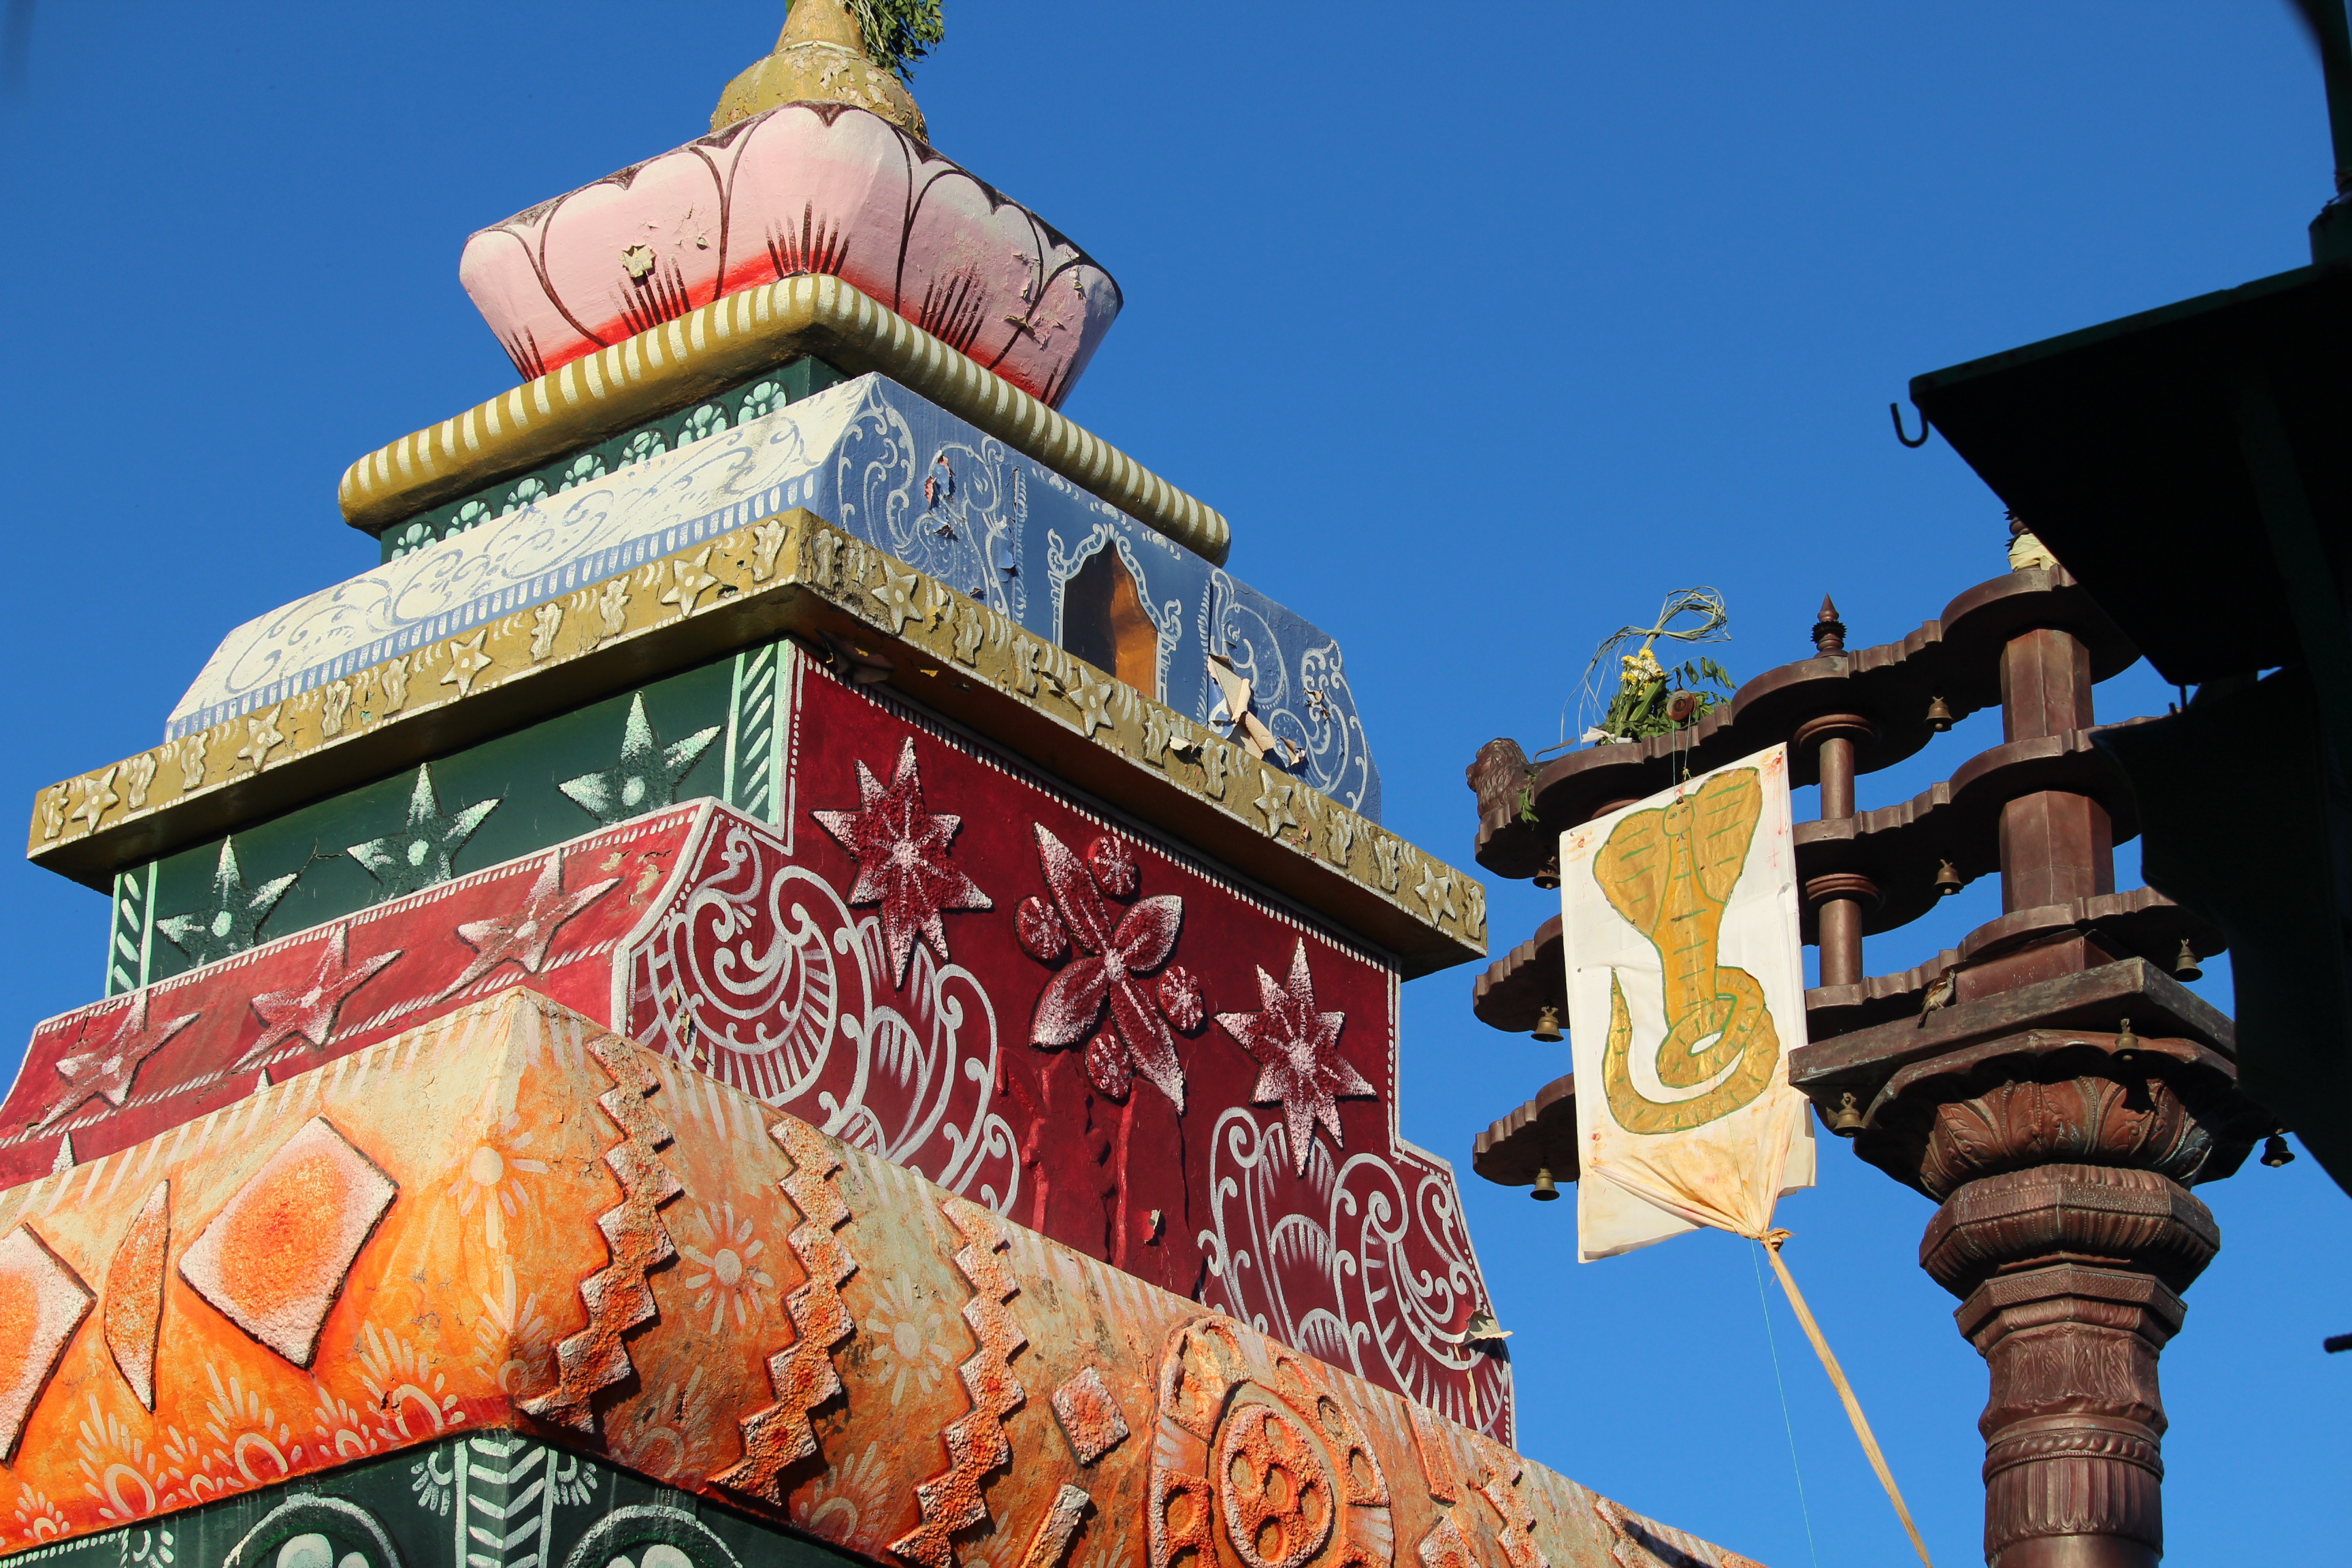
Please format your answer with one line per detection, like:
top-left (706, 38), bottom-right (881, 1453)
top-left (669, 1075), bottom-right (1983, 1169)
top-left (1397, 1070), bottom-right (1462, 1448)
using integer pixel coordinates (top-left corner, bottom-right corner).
top-left (1215, 938), bottom-right (1374, 1174)
top-left (156, 838), bottom-right (299, 968)
top-left (435, 851), bottom-right (621, 1001)
top-left (347, 765), bottom-right (500, 899)
top-left (39, 990), bottom-right (201, 1128)
top-left (559, 693), bottom-right (721, 826)
top-left (238, 926), bottom-right (403, 1068)
top-left (813, 736), bottom-right (992, 987)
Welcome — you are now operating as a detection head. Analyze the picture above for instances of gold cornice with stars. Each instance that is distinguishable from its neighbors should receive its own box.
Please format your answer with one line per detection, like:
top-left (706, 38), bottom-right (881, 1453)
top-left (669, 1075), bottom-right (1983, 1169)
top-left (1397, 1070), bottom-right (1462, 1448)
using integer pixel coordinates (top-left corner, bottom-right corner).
top-left (29, 512), bottom-right (1484, 977)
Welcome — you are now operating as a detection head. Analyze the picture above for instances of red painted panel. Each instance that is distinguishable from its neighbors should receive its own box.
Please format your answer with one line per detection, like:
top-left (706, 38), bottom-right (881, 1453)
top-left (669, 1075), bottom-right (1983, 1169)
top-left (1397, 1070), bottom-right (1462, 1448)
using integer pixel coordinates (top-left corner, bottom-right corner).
top-left (1, 668), bottom-right (1509, 1434)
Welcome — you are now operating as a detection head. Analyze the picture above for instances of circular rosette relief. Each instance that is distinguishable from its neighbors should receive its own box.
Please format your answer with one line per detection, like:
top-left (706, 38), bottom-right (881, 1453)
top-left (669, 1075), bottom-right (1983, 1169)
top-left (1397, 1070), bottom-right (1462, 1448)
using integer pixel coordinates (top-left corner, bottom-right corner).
top-left (1149, 1316), bottom-right (1393, 1568)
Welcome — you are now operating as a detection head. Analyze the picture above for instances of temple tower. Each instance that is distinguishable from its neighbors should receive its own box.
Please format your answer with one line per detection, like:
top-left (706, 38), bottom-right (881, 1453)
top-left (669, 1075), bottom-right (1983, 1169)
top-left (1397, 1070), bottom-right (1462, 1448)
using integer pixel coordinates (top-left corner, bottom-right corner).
top-left (3, 16), bottom-right (1764, 1568)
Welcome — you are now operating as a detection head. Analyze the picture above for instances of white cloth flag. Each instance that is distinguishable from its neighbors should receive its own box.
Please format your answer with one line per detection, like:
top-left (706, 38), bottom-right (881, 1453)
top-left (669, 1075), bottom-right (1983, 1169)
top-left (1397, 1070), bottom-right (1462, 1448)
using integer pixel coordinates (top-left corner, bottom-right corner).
top-left (1562, 745), bottom-right (1815, 1262)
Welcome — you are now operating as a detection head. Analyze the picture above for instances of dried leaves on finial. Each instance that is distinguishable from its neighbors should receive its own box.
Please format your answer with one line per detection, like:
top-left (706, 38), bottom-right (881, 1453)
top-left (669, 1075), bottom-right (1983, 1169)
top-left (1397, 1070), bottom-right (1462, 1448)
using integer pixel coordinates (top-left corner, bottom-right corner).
top-left (1575, 587), bottom-right (1733, 746)
top-left (846, 0), bottom-right (945, 81)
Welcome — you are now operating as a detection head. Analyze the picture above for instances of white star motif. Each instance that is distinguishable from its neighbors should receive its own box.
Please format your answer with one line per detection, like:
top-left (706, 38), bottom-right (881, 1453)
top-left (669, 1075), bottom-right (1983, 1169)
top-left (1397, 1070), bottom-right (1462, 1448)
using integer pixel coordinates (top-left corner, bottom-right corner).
top-left (1064, 668), bottom-right (1117, 736)
top-left (1254, 772), bottom-right (1298, 837)
top-left (559, 693), bottom-right (721, 826)
top-left (441, 631), bottom-right (495, 698)
top-left (235, 707), bottom-right (287, 772)
top-left (875, 561), bottom-right (924, 634)
top-left (70, 766), bottom-right (120, 834)
top-left (1414, 858), bottom-right (1458, 923)
top-left (39, 990), bottom-right (201, 1128)
top-left (661, 547), bottom-right (723, 615)
top-left (346, 765), bottom-right (501, 898)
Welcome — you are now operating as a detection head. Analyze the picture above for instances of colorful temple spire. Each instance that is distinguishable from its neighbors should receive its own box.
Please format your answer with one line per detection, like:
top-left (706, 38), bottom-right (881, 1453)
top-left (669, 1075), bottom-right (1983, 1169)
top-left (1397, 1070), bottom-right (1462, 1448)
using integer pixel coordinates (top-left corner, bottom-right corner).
top-left (5, 15), bottom-right (1767, 1568)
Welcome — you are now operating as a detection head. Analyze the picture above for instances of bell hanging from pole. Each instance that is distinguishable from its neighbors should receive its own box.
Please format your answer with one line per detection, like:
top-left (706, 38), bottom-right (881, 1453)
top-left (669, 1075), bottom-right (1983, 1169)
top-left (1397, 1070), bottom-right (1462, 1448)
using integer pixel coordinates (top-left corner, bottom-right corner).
top-left (1531, 1167), bottom-right (1559, 1201)
top-left (1934, 860), bottom-right (1963, 896)
top-left (1531, 1005), bottom-right (1563, 1043)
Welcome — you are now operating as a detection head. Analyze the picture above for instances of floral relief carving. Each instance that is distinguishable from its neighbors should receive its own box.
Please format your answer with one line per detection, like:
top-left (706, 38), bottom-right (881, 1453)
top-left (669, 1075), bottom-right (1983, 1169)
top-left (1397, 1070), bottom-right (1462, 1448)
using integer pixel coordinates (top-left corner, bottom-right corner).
top-left (529, 602), bottom-right (565, 662)
top-left (1916, 1071), bottom-right (2227, 1200)
top-left (378, 655), bottom-right (412, 715)
top-left (318, 681), bottom-right (354, 738)
top-left (595, 580), bottom-right (632, 644)
top-left (123, 754), bottom-right (158, 813)
top-left (1019, 826), bottom-right (1191, 1108)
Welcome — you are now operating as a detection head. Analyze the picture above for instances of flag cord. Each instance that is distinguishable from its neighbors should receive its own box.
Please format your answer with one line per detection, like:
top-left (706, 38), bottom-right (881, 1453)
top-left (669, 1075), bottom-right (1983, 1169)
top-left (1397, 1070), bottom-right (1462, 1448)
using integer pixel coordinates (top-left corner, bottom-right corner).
top-left (1748, 1240), bottom-right (1823, 1568)
top-left (1757, 1229), bottom-right (1936, 1568)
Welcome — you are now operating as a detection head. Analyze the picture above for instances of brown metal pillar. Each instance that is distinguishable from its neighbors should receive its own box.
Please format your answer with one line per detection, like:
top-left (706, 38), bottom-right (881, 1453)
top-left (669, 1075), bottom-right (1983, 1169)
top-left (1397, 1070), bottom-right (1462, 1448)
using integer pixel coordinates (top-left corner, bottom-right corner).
top-left (1782, 578), bottom-right (2259, 1568)
top-left (1904, 1055), bottom-right (2235, 1568)
top-left (1797, 712), bottom-right (1877, 990)
top-left (1922, 625), bottom-right (2208, 1565)
top-left (1998, 627), bottom-right (2114, 911)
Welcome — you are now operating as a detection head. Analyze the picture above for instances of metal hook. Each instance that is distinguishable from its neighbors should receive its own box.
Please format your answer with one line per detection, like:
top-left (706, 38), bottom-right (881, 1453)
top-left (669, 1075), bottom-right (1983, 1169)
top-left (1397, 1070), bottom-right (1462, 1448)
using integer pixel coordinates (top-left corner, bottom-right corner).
top-left (1891, 402), bottom-right (1931, 448)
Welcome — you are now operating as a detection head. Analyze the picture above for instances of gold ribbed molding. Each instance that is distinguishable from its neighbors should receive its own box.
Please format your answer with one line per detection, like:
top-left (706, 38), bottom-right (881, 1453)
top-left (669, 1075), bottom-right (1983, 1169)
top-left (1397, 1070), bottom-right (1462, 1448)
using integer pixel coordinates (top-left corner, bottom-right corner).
top-left (338, 273), bottom-right (1231, 565)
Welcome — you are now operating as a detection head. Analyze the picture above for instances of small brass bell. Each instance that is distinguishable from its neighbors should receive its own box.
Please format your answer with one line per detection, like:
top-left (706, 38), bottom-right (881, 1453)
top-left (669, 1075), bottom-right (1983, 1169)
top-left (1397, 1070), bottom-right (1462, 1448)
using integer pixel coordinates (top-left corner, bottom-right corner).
top-left (1533, 855), bottom-right (1562, 892)
top-left (1531, 1005), bottom-right (1564, 1043)
top-left (1531, 1167), bottom-right (1560, 1201)
top-left (1934, 860), bottom-right (1963, 896)
top-left (1925, 694), bottom-right (1954, 732)
top-left (2263, 1133), bottom-right (2297, 1168)
top-left (2174, 939), bottom-right (2204, 981)
top-left (1823, 1091), bottom-right (1865, 1137)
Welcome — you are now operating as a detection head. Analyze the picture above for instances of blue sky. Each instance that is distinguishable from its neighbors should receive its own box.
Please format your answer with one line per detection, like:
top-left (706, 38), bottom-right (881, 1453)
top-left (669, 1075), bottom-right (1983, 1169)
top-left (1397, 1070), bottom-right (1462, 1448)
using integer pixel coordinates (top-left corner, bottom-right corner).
top-left (2, 3), bottom-right (2347, 1563)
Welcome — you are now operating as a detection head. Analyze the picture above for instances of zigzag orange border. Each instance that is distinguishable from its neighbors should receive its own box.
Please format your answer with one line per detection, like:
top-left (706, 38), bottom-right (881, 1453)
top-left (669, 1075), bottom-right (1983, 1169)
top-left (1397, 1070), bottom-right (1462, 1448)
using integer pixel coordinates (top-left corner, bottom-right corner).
top-left (1471, 1438), bottom-right (1551, 1568)
top-left (892, 1198), bottom-right (1029, 1568)
top-left (713, 1116), bottom-right (859, 1501)
top-left (519, 1032), bottom-right (683, 1431)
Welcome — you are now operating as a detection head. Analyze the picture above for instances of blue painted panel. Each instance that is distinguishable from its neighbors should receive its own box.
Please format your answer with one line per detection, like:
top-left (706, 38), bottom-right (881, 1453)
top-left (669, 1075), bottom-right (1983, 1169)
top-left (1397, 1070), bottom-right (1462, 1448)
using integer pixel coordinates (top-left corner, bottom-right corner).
top-left (169, 376), bottom-right (1379, 819)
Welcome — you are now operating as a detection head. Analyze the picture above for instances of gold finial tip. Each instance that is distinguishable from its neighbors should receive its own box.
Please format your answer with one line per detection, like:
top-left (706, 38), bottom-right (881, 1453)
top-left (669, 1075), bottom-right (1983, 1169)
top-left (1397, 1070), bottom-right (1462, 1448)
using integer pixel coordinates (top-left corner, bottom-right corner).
top-left (713, 0), bottom-right (928, 142)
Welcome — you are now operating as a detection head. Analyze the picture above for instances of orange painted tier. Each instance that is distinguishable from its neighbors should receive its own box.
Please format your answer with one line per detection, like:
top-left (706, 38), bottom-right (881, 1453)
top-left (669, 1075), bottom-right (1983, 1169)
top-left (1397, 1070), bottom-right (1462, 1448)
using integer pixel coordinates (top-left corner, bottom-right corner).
top-left (0, 990), bottom-right (1755, 1568)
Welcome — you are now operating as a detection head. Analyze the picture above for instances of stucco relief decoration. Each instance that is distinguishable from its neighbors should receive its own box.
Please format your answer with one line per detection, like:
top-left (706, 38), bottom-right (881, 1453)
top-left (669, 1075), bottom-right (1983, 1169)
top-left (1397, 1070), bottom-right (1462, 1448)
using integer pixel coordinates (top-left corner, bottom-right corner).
top-left (437, 851), bottom-right (619, 1003)
top-left (0, 1226), bottom-right (93, 1460)
top-left (1203, 573), bottom-right (1373, 819)
top-left (176, 1117), bottom-right (398, 1369)
top-left (812, 736), bottom-right (993, 987)
top-left (38, 994), bottom-right (199, 1132)
top-left (621, 809), bottom-right (1018, 1211)
top-left (1215, 941), bottom-right (1374, 1176)
top-left (1017, 826), bottom-right (1196, 1108)
top-left (1145, 1316), bottom-right (1392, 1568)
top-left (456, 102), bottom-right (1121, 406)
top-left (838, 397), bottom-right (1028, 620)
top-left (1197, 1116), bottom-right (1511, 1439)
top-left (237, 929), bottom-right (404, 1073)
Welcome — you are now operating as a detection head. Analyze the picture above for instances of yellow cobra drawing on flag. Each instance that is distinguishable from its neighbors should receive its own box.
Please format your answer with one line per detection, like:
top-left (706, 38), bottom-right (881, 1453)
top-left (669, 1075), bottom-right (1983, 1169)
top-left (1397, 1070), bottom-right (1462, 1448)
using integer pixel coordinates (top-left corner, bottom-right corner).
top-left (1596, 766), bottom-right (1779, 1134)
